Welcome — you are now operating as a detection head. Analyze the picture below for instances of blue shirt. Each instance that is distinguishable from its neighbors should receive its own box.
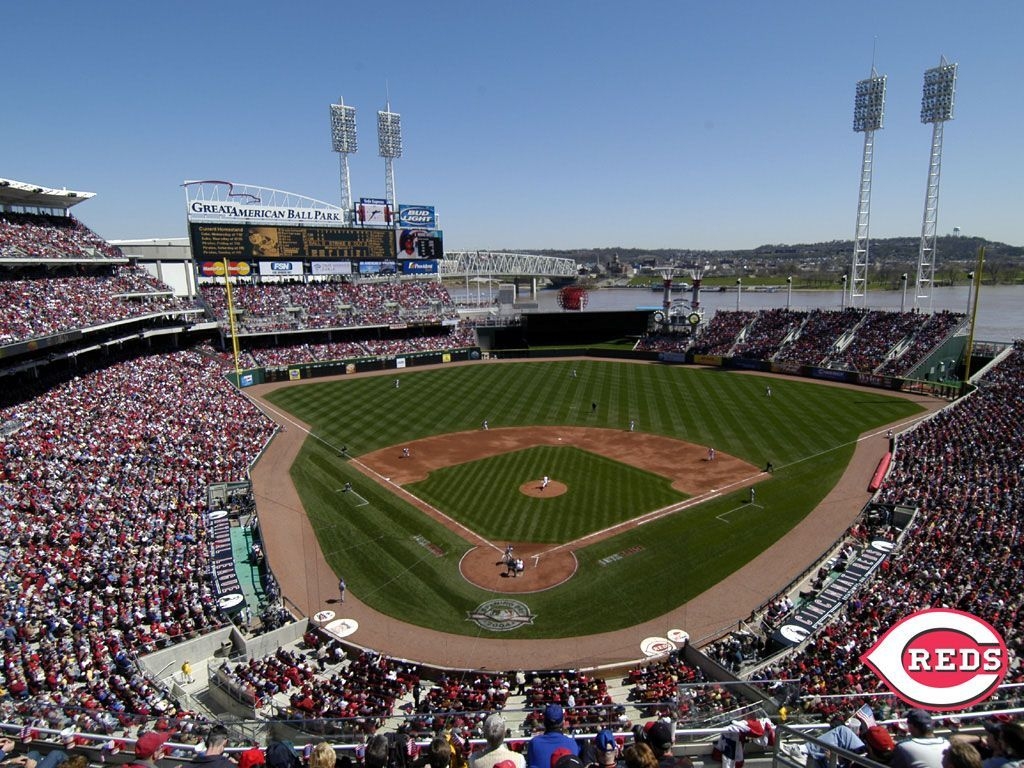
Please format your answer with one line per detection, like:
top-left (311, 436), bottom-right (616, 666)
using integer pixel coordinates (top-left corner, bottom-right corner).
top-left (527, 731), bottom-right (579, 768)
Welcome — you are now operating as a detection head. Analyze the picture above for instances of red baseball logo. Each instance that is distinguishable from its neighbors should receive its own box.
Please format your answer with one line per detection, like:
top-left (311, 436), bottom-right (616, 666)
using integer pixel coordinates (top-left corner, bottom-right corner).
top-left (860, 608), bottom-right (1008, 711)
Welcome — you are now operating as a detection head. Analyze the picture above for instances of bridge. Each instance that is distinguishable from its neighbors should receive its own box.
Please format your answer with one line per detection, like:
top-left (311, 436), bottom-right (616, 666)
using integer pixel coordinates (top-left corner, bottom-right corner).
top-left (439, 251), bottom-right (578, 279)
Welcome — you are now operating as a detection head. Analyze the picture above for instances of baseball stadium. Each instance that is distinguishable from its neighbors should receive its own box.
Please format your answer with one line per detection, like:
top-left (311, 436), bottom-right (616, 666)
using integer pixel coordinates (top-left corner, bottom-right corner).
top-left (1, 88), bottom-right (1023, 768)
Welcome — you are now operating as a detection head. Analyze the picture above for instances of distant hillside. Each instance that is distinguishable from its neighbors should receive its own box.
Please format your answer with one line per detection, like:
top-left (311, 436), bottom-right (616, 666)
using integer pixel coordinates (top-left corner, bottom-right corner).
top-left (520, 236), bottom-right (1024, 283)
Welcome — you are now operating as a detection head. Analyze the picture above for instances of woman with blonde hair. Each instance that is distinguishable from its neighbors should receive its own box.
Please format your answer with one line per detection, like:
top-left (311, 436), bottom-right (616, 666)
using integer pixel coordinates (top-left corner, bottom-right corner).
top-left (309, 742), bottom-right (337, 768)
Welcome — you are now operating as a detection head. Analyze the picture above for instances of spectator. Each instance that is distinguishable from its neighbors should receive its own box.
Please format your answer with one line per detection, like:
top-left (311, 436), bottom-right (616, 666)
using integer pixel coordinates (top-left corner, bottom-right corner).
top-left (129, 731), bottom-right (174, 768)
top-left (471, 714), bottom-right (525, 768)
top-left (806, 716), bottom-right (867, 768)
top-left (527, 705), bottom-right (579, 768)
top-left (196, 726), bottom-right (234, 768)
top-left (999, 723), bottom-right (1024, 767)
top-left (365, 735), bottom-right (390, 768)
top-left (265, 742), bottom-right (302, 768)
top-left (580, 730), bottom-right (620, 768)
top-left (891, 710), bottom-right (949, 768)
top-left (943, 743), bottom-right (984, 768)
top-left (424, 738), bottom-right (454, 768)
top-left (309, 742), bottom-right (337, 768)
top-left (622, 744), bottom-right (658, 768)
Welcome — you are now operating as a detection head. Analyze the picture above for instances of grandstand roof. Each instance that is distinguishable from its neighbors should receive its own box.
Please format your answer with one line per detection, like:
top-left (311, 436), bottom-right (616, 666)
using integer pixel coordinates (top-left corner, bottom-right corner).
top-left (0, 177), bottom-right (94, 211)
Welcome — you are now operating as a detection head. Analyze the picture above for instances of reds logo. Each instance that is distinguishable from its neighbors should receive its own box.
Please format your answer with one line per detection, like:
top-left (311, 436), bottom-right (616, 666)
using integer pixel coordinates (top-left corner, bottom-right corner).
top-left (860, 608), bottom-right (1008, 711)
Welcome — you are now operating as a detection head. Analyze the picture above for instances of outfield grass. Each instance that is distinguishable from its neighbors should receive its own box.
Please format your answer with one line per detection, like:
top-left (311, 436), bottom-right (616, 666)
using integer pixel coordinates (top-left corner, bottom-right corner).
top-left (266, 360), bottom-right (924, 638)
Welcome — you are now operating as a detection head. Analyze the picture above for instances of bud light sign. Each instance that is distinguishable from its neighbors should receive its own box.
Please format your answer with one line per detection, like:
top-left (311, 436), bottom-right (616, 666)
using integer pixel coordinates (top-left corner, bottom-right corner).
top-left (398, 204), bottom-right (436, 228)
top-left (860, 608), bottom-right (1008, 711)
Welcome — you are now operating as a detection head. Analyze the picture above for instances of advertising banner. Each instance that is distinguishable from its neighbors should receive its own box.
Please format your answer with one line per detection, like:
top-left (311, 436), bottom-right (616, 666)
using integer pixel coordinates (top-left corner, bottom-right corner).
top-left (311, 261), bottom-right (353, 275)
top-left (771, 540), bottom-right (892, 647)
top-left (200, 260), bottom-right (252, 277)
top-left (398, 204), bottom-right (436, 229)
top-left (358, 261), bottom-right (397, 275)
top-left (258, 260), bottom-right (304, 276)
top-left (396, 228), bottom-right (444, 259)
top-left (693, 354), bottom-right (724, 367)
top-left (356, 198), bottom-right (393, 226)
top-left (190, 223), bottom-right (395, 261)
top-left (401, 260), bottom-right (438, 275)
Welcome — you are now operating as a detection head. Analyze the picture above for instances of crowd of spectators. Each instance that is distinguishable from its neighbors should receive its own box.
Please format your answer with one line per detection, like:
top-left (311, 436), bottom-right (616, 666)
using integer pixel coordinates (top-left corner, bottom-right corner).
top-left (415, 671), bottom-right (512, 734)
top-left (824, 311), bottom-right (929, 373)
top-left (637, 307), bottom-right (962, 376)
top-left (0, 350), bottom-right (277, 725)
top-left (634, 333), bottom-right (690, 353)
top-left (520, 671), bottom-right (614, 734)
top-left (217, 647), bottom-right (319, 705)
top-left (200, 280), bottom-right (460, 334)
top-left (730, 309), bottom-right (808, 361)
top-left (0, 213), bottom-right (123, 260)
top-left (688, 311), bottom-right (757, 356)
top-left (878, 310), bottom-right (966, 376)
top-left (203, 327), bottom-right (477, 369)
top-left (624, 654), bottom-right (736, 725)
top-left (0, 265), bottom-right (195, 346)
top-left (759, 341), bottom-right (1024, 718)
top-left (281, 651), bottom-right (420, 735)
top-left (773, 308), bottom-right (867, 365)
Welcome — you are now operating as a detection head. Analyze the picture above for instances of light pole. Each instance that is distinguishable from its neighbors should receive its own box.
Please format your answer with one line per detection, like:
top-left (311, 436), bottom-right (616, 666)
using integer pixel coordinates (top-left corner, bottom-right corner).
top-left (786, 276), bottom-right (793, 309)
top-left (900, 273), bottom-right (908, 312)
top-left (850, 69), bottom-right (887, 307)
top-left (914, 57), bottom-right (958, 311)
top-left (841, 275), bottom-right (848, 308)
top-left (736, 278), bottom-right (742, 310)
top-left (329, 99), bottom-right (358, 224)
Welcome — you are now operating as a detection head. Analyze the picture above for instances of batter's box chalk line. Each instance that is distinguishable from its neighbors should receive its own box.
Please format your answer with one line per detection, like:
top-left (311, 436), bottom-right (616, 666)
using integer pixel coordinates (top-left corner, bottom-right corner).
top-left (716, 502), bottom-right (763, 523)
top-left (335, 487), bottom-right (369, 507)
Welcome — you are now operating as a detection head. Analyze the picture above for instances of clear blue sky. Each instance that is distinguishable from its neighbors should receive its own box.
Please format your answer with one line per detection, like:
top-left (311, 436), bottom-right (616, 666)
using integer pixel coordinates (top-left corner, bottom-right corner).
top-left (4, 1), bottom-right (1022, 251)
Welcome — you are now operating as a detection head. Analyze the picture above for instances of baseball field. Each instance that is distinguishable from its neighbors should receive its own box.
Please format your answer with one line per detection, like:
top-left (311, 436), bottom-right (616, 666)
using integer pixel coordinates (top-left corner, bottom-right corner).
top-left (259, 359), bottom-right (924, 642)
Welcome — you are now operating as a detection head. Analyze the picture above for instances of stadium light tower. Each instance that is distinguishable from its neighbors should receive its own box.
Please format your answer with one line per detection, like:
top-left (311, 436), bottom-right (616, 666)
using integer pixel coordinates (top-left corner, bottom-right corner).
top-left (330, 98), bottom-right (358, 225)
top-left (914, 56), bottom-right (958, 311)
top-left (849, 68), bottom-right (886, 307)
top-left (377, 101), bottom-right (402, 211)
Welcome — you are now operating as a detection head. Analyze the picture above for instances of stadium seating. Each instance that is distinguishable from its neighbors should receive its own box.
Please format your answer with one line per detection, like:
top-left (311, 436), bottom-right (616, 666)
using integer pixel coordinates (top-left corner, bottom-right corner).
top-left (199, 280), bottom-right (460, 333)
top-left (761, 341), bottom-right (1024, 718)
top-left (0, 213), bottom-right (123, 260)
top-left (0, 266), bottom-right (196, 346)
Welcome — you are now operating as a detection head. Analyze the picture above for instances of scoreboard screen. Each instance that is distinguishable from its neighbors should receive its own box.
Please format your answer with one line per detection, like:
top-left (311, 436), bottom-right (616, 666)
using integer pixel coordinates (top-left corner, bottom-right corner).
top-left (189, 223), bottom-right (397, 261)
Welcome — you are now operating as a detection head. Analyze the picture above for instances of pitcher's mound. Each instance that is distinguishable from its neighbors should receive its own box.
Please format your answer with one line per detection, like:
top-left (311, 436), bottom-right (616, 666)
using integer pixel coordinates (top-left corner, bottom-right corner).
top-left (520, 480), bottom-right (567, 497)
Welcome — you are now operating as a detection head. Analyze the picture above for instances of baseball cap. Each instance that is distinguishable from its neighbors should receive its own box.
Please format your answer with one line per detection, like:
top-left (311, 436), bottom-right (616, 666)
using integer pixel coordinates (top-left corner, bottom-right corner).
top-left (239, 747), bottom-right (267, 768)
top-left (135, 731), bottom-right (173, 759)
top-left (595, 730), bottom-right (617, 753)
top-left (862, 726), bottom-right (896, 756)
top-left (646, 721), bottom-right (674, 752)
top-left (905, 709), bottom-right (933, 732)
top-left (553, 755), bottom-right (584, 768)
top-left (550, 748), bottom-right (574, 768)
top-left (544, 704), bottom-right (564, 724)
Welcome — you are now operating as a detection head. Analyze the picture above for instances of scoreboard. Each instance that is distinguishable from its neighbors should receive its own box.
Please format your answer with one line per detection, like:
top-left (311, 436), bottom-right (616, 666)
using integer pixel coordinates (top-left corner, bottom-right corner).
top-left (189, 223), bottom-right (398, 262)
